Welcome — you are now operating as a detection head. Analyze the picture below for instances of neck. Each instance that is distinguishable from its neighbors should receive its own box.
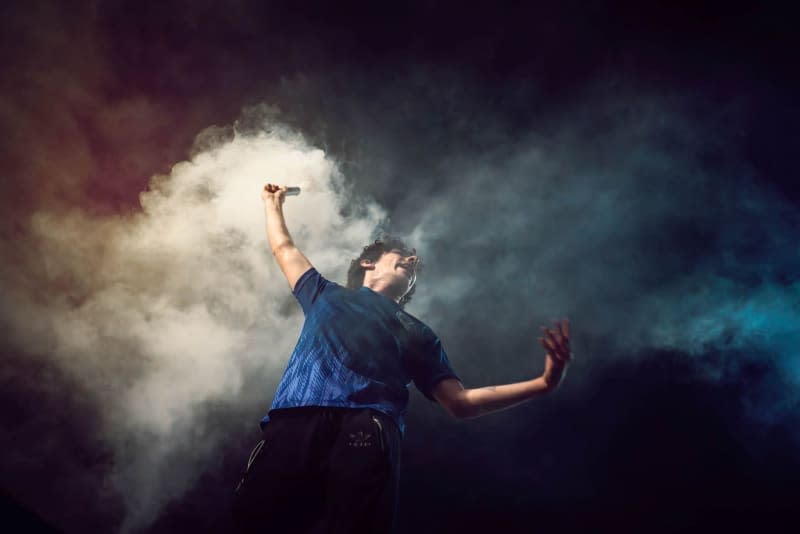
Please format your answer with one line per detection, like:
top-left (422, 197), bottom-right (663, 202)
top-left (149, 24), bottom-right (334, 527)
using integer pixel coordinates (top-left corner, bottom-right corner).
top-left (363, 277), bottom-right (404, 303)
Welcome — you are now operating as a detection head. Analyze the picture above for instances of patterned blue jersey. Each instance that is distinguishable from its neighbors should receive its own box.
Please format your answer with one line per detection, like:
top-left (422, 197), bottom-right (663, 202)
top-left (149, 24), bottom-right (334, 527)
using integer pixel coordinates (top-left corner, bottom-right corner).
top-left (262, 268), bottom-right (459, 434)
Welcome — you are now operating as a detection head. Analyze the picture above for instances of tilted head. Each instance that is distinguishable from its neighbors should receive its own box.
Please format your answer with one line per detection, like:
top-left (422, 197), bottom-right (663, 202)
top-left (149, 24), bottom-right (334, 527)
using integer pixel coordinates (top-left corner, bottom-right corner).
top-left (346, 237), bottom-right (420, 307)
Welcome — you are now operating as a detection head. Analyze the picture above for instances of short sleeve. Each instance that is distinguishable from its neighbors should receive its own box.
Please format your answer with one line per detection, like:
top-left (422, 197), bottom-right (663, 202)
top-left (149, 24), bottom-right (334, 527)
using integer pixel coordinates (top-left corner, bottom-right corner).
top-left (409, 334), bottom-right (460, 403)
top-left (292, 267), bottom-right (329, 314)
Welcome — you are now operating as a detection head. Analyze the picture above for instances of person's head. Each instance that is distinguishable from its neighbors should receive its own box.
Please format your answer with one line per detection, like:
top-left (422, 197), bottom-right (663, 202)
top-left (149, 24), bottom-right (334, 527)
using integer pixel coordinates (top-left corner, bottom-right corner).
top-left (346, 237), bottom-right (420, 307)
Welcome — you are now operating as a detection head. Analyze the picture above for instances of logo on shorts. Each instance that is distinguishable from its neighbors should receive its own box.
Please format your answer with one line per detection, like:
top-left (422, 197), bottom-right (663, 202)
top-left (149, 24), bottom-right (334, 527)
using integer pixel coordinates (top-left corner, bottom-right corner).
top-left (347, 431), bottom-right (373, 448)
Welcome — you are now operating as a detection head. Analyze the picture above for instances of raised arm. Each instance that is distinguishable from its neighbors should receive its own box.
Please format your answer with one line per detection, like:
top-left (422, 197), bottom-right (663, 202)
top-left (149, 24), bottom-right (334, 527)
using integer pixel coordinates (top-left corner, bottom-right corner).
top-left (262, 183), bottom-right (313, 290)
top-left (433, 319), bottom-right (572, 419)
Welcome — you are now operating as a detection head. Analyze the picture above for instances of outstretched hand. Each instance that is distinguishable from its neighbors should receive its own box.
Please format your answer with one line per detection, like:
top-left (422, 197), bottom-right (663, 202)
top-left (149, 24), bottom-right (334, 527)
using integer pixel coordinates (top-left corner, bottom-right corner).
top-left (539, 318), bottom-right (572, 391)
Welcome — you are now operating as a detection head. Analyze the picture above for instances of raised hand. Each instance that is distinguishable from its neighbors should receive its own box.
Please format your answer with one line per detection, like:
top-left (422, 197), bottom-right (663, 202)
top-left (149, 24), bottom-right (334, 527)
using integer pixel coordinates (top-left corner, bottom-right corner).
top-left (262, 183), bottom-right (289, 205)
top-left (538, 318), bottom-right (572, 390)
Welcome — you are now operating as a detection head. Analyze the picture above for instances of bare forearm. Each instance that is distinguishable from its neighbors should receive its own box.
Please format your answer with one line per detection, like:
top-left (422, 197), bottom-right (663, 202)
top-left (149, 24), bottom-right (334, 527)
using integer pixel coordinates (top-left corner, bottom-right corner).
top-left (262, 195), bottom-right (312, 289)
top-left (434, 320), bottom-right (572, 419)
top-left (264, 200), bottom-right (295, 253)
top-left (460, 377), bottom-right (550, 418)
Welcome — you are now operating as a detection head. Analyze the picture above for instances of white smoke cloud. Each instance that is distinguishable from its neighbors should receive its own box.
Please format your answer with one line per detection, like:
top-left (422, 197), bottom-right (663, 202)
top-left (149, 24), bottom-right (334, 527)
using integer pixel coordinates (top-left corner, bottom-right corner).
top-left (5, 119), bottom-right (385, 531)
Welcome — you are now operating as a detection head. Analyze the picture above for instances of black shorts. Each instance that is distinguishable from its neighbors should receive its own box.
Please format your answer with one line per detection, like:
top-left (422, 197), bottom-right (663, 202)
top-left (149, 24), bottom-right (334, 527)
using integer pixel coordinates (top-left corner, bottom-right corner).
top-left (232, 406), bottom-right (402, 534)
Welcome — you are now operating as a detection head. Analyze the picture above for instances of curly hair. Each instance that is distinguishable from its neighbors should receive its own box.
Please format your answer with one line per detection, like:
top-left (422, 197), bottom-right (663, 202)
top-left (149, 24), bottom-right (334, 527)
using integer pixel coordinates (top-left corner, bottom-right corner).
top-left (346, 236), bottom-right (420, 307)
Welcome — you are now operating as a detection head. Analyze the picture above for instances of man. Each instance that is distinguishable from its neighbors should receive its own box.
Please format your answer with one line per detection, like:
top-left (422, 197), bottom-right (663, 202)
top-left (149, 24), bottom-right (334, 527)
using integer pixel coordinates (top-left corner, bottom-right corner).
top-left (232, 183), bottom-right (572, 533)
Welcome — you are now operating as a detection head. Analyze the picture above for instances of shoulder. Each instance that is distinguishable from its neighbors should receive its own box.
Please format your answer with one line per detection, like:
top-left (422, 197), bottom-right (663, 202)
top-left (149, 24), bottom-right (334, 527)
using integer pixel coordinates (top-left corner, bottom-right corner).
top-left (394, 309), bottom-right (437, 340)
top-left (291, 267), bottom-right (347, 311)
top-left (295, 268), bottom-right (345, 291)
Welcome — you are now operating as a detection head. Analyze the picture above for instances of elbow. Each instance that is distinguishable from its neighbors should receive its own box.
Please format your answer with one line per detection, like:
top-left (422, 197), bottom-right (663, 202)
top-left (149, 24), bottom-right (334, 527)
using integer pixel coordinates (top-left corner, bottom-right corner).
top-left (433, 380), bottom-right (477, 419)
top-left (271, 241), bottom-right (294, 257)
top-left (446, 398), bottom-right (478, 419)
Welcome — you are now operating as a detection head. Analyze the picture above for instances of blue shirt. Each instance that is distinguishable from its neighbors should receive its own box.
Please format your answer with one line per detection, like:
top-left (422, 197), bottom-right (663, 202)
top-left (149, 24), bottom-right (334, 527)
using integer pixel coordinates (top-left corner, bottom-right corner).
top-left (262, 268), bottom-right (459, 434)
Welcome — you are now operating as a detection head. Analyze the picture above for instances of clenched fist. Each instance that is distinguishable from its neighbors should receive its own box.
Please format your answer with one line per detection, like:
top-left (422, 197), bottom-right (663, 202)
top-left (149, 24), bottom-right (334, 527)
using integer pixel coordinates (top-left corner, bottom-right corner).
top-left (262, 183), bottom-right (289, 205)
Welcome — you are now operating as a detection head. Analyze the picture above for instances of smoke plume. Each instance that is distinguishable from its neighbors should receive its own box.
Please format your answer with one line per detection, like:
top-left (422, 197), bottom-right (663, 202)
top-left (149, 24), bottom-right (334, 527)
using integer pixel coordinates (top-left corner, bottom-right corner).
top-left (1, 116), bottom-right (384, 531)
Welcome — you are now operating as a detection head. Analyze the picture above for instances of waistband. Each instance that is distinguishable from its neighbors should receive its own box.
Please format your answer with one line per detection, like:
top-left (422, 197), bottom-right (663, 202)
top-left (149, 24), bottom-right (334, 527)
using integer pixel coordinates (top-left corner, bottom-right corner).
top-left (268, 406), bottom-right (400, 434)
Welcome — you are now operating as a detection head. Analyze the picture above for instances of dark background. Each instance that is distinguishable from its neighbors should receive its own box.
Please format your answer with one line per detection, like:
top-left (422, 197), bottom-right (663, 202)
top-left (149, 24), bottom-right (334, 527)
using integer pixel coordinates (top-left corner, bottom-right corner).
top-left (2, 1), bottom-right (798, 532)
